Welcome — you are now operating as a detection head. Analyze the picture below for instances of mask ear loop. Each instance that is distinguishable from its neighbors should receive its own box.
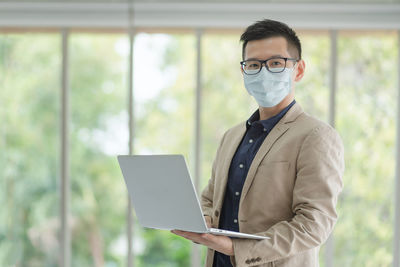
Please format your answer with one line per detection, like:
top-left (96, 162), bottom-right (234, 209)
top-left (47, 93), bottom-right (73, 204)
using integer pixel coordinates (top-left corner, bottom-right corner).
top-left (291, 60), bottom-right (299, 70)
top-left (280, 59), bottom-right (298, 73)
top-left (290, 60), bottom-right (301, 87)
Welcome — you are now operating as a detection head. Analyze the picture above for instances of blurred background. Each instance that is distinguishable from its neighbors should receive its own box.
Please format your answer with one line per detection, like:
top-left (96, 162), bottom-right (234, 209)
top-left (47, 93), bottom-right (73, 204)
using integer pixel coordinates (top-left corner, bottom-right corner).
top-left (0, 0), bottom-right (400, 267)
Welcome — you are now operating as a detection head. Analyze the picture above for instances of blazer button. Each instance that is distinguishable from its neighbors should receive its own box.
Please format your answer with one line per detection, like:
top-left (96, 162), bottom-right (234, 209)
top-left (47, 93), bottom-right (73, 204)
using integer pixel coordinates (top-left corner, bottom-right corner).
top-left (214, 210), bottom-right (219, 217)
top-left (245, 259), bottom-right (251, 264)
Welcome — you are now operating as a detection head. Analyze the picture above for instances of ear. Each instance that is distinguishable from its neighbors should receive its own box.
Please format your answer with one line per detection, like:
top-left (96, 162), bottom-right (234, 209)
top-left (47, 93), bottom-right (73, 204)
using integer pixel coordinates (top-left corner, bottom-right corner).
top-left (294, 59), bottom-right (305, 82)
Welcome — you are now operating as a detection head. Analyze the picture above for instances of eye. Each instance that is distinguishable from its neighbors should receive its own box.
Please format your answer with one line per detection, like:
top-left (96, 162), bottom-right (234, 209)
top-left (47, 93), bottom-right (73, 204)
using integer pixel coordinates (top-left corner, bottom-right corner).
top-left (270, 60), bottom-right (283, 66)
top-left (267, 58), bottom-right (286, 70)
top-left (245, 61), bottom-right (261, 70)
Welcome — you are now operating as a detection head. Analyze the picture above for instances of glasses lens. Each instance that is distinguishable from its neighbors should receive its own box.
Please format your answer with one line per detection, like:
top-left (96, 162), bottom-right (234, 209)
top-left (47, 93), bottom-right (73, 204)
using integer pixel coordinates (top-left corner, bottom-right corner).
top-left (266, 58), bottom-right (286, 73)
top-left (243, 60), bottom-right (261, 75)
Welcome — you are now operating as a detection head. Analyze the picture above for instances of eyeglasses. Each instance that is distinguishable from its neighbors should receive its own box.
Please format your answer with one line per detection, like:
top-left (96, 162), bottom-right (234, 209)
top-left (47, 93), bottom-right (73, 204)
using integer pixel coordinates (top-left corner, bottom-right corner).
top-left (240, 57), bottom-right (299, 75)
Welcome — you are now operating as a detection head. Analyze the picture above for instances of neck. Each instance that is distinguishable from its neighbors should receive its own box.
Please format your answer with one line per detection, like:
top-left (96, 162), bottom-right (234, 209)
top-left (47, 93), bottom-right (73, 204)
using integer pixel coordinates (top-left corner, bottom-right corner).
top-left (258, 96), bottom-right (294, 120)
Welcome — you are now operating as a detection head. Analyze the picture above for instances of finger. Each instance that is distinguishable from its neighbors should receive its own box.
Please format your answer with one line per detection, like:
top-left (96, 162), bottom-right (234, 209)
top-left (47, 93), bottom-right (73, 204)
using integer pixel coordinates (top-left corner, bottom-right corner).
top-left (174, 231), bottom-right (190, 239)
top-left (200, 233), bottom-right (217, 241)
top-left (172, 230), bottom-right (190, 237)
top-left (173, 230), bottom-right (190, 236)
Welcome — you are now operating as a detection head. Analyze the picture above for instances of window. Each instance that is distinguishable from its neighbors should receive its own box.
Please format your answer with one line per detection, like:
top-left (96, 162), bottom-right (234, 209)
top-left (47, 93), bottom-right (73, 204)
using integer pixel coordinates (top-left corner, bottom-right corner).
top-left (1, 28), bottom-right (399, 267)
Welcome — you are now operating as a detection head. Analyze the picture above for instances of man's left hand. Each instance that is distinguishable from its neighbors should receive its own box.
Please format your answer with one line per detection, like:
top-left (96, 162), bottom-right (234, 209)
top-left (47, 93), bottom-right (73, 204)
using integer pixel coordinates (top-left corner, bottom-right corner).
top-left (171, 230), bottom-right (234, 256)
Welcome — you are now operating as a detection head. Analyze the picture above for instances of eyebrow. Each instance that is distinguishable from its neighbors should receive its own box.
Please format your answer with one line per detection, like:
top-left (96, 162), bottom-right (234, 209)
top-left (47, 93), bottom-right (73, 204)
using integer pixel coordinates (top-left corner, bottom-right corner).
top-left (245, 55), bottom-right (286, 61)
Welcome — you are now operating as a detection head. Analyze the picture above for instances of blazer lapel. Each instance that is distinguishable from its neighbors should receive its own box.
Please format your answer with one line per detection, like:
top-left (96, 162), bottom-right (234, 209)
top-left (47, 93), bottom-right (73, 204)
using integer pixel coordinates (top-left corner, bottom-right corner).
top-left (240, 103), bottom-right (304, 202)
top-left (215, 124), bottom-right (246, 208)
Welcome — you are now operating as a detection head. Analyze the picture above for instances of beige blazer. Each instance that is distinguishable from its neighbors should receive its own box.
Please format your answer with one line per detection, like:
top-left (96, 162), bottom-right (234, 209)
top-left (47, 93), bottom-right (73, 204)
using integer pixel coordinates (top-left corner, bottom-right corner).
top-left (201, 103), bottom-right (344, 267)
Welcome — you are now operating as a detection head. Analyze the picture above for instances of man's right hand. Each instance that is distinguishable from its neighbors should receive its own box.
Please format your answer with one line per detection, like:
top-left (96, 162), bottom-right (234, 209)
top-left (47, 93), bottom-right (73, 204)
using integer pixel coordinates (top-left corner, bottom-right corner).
top-left (205, 216), bottom-right (212, 228)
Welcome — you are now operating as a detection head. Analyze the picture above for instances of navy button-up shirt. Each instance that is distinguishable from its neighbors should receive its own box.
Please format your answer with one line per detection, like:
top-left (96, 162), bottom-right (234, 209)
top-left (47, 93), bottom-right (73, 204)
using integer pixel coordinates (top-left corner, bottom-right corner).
top-left (213, 100), bottom-right (295, 267)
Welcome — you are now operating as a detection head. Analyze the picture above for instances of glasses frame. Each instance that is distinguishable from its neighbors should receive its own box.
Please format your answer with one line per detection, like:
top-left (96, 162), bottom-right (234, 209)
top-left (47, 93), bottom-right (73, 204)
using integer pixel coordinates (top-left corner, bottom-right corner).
top-left (240, 57), bottom-right (299, 75)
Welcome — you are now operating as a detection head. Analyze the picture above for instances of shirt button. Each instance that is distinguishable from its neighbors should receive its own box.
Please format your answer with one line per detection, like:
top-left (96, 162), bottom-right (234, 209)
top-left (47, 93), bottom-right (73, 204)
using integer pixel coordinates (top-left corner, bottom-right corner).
top-left (235, 191), bottom-right (240, 196)
top-left (239, 164), bottom-right (244, 169)
top-left (234, 219), bottom-right (238, 223)
top-left (249, 139), bottom-right (253, 143)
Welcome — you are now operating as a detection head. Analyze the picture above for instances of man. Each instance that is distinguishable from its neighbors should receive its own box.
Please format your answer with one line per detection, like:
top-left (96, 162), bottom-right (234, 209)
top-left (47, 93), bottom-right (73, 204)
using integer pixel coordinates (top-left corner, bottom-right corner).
top-left (172, 19), bottom-right (344, 267)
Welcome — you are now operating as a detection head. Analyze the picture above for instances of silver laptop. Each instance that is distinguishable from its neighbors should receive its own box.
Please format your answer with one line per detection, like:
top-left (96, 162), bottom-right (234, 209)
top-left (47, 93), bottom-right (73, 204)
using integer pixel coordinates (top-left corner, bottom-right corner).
top-left (117, 154), bottom-right (268, 240)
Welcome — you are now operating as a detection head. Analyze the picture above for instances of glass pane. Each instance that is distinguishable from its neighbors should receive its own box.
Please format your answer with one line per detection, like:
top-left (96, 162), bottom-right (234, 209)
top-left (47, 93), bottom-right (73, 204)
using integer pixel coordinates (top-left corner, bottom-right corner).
top-left (0, 34), bottom-right (60, 266)
top-left (335, 32), bottom-right (397, 266)
top-left (69, 34), bottom-right (129, 266)
top-left (133, 33), bottom-right (195, 266)
top-left (296, 32), bottom-right (330, 122)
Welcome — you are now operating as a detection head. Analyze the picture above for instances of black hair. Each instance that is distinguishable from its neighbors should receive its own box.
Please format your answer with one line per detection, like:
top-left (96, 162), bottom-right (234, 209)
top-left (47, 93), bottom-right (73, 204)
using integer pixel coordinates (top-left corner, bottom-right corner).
top-left (240, 19), bottom-right (302, 60)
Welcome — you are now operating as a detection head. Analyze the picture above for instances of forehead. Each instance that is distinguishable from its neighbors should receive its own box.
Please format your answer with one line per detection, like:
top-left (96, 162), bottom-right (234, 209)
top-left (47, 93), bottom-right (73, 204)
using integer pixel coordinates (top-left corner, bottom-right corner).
top-left (244, 37), bottom-right (290, 60)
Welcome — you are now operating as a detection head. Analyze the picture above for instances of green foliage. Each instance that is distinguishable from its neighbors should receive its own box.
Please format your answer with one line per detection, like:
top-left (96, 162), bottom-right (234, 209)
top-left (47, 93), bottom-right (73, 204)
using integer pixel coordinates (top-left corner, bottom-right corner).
top-left (136, 229), bottom-right (191, 267)
top-left (69, 34), bottom-right (129, 266)
top-left (0, 34), bottom-right (60, 266)
top-left (334, 34), bottom-right (396, 267)
top-left (296, 33), bottom-right (330, 121)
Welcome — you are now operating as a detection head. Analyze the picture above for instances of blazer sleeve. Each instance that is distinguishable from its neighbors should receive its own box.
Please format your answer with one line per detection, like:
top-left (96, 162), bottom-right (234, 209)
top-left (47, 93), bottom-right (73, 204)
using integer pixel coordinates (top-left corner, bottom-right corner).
top-left (231, 125), bottom-right (345, 266)
top-left (201, 131), bottom-right (228, 221)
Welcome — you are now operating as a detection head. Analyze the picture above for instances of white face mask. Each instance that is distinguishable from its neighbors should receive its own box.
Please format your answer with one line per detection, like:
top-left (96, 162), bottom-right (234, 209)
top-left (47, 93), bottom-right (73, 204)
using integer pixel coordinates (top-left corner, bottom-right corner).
top-left (243, 67), bottom-right (294, 108)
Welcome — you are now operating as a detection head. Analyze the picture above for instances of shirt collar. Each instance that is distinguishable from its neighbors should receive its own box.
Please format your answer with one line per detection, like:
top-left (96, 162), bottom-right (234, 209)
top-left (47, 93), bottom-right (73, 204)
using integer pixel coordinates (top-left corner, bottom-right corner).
top-left (246, 100), bottom-right (296, 130)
